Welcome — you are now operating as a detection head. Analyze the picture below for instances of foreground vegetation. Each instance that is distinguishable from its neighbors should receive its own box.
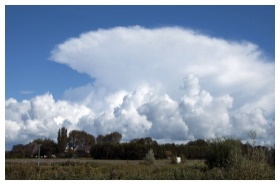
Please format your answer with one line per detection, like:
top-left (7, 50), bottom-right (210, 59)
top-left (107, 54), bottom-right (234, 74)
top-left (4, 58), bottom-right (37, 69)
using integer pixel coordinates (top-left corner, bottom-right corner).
top-left (5, 158), bottom-right (274, 180)
top-left (6, 128), bottom-right (274, 180)
top-left (6, 138), bottom-right (274, 180)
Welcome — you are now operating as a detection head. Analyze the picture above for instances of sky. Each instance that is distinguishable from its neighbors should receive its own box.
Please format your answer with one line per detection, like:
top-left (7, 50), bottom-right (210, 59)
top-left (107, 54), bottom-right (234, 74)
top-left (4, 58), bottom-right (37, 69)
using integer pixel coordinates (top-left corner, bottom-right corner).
top-left (5, 5), bottom-right (275, 150)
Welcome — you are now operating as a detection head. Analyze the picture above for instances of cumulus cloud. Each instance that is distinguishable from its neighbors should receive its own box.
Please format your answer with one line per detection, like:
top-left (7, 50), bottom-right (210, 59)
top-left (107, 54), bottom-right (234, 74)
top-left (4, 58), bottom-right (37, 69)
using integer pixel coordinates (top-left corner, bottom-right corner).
top-left (5, 26), bottom-right (274, 149)
top-left (5, 93), bottom-right (90, 148)
top-left (178, 74), bottom-right (233, 139)
top-left (5, 75), bottom-right (274, 149)
top-left (138, 94), bottom-right (188, 140)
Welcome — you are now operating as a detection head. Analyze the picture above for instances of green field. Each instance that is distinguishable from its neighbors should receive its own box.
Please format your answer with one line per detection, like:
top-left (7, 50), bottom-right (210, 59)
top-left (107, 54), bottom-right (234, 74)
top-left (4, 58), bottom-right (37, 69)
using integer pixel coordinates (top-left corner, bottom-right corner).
top-left (5, 158), bottom-right (274, 180)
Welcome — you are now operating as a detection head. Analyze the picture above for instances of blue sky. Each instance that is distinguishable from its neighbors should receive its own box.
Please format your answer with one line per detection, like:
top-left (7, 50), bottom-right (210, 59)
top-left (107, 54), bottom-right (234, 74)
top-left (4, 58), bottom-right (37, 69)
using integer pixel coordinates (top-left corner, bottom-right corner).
top-left (5, 5), bottom-right (275, 149)
top-left (6, 5), bottom-right (275, 100)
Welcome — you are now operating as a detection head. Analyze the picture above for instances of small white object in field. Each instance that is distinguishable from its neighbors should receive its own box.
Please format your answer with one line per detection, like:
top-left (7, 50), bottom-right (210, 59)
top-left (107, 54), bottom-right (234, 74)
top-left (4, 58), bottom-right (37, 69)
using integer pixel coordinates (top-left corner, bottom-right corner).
top-left (176, 157), bottom-right (181, 164)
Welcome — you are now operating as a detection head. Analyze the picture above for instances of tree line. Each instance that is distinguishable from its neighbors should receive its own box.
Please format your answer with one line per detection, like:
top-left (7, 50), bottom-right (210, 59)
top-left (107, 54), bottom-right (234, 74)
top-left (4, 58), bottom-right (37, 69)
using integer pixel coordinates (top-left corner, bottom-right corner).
top-left (5, 127), bottom-right (274, 167)
top-left (6, 127), bottom-right (122, 158)
top-left (90, 139), bottom-right (208, 160)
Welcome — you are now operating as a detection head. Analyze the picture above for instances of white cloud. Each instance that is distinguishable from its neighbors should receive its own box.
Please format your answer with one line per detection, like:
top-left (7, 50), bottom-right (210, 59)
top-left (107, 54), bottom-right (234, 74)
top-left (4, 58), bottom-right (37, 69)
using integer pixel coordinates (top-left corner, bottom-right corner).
top-left (138, 94), bottom-right (189, 140)
top-left (179, 92), bottom-right (233, 139)
top-left (231, 108), bottom-right (275, 140)
top-left (5, 120), bottom-right (21, 141)
top-left (5, 26), bottom-right (274, 149)
top-left (50, 26), bottom-right (274, 116)
top-left (5, 76), bottom-right (274, 149)
top-left (5, 93), bottom-right (91, 149)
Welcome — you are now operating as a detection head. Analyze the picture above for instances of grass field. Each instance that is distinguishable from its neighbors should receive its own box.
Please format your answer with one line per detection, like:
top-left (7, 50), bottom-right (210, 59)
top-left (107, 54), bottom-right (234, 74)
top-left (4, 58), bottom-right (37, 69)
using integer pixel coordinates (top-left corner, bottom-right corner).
top-left (5, 158), bottom-right (274, 180)
top-left (5, 158), bottom-right (208, 180)
top-left (5, 158), bottom-right (202, 165)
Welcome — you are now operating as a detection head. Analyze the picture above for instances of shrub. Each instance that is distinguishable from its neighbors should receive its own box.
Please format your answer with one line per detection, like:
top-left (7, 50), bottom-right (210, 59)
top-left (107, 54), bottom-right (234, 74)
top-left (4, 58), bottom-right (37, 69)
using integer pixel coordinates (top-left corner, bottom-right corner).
top-left (266, 146), bottom-right (275, 168)
top-left (205, 138), bottom-right (242, 169)
top-left (170, 155), bottom-right (177, 164)
top-left (205, 137), bottom-right (275, 179)
top-left (145, 149), bottom-right (155, 165)
top-left (226, 146), bottom-right (274, 179)
top-left (179, 154), bottom-right (186, 163)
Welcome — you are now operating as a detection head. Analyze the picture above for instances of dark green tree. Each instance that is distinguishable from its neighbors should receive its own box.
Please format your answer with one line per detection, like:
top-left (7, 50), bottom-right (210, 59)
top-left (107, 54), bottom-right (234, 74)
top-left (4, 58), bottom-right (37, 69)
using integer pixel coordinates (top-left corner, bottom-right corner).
top-left (104, 132), bottom-right (122, 143)
top-left (68, 130), bottom-right (95, 149)
top-left (33, 138), bottom-right (58, 157)
top-left (96, 134), bottom-right (105, 143)
top-left (11, 144), bottom-right (26, 158)
top-left (57, 127), bottom-right (68, 154)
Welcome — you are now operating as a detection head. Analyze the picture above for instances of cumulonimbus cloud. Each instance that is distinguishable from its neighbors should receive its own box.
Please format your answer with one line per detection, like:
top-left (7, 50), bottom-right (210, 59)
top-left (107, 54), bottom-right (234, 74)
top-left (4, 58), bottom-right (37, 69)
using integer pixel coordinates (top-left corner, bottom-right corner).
top-left (5, 26), bottom-right (274, 149)
top-left (50, 26), bottom-right (274, 115)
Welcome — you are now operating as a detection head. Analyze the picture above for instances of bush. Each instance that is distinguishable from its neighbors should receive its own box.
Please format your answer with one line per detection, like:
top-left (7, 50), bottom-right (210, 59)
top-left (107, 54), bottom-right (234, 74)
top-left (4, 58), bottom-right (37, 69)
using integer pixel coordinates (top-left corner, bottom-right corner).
top-left (170, 155), bottom-right (177, 164)
top-left (266, 146), bottom-right (275, 168)
top-left (226, 146), bottom-right (274, 179)
top-left (179, 154), bottom-right (186, 163)
top-left (205, 138), bottom-right (275, 179)
top-left (145, 149), bottom-right (155, 165)
top-left (205, 138), bottom-right (242, 169)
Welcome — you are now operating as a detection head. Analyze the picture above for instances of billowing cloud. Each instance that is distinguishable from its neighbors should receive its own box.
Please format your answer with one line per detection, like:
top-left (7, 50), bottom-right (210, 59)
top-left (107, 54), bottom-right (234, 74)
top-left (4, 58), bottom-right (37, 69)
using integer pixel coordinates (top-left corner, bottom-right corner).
top-left (5, 75), bottom-right (274, 149)
top-left (5, 26), bottom-right (274, 149)
top-left (5, 93), bottom-right (91, 148)
top-left (50, 26), bottom-right (274, 115)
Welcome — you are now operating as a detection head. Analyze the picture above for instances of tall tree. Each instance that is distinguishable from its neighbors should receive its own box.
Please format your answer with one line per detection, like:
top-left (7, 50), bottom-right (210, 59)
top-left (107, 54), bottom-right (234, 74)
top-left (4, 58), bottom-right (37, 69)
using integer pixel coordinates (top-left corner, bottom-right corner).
top-left (57, 128), bottom-right (61, 147)
top-left (57, 127), bottom-right (67, 153)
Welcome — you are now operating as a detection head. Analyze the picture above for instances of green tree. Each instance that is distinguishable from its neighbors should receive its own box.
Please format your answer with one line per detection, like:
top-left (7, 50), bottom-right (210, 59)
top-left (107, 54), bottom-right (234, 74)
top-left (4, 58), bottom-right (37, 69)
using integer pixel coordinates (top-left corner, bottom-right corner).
top-left (104, 132), bottom-right (122, 143)
top-left (68, 130), bottom-right (95, 149)
top-left (96, 135), bottom-right (105, 143)
top-left (57, 127), bottom-right (67, 154)
top-left (11, 144), bottom-right (26, 158)
top-left (187, 139), bottom-right (207, 147)
top-left (130, 137), bottom-right (157, 145)
top-left (33, 138), bottom-right (58, 157)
